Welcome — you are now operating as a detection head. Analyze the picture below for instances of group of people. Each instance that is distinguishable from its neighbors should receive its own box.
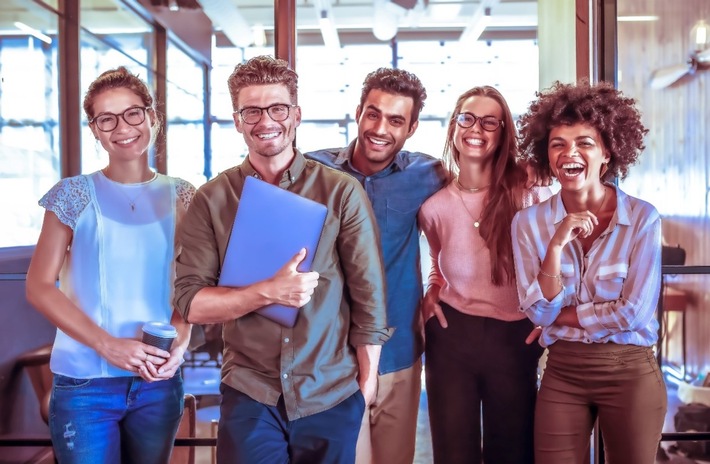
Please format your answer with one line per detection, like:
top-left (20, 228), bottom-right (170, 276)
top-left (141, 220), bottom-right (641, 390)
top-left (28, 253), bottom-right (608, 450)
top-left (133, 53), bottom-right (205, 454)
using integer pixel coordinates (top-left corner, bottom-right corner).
top-left (25, 54), bottom-right (667, 464)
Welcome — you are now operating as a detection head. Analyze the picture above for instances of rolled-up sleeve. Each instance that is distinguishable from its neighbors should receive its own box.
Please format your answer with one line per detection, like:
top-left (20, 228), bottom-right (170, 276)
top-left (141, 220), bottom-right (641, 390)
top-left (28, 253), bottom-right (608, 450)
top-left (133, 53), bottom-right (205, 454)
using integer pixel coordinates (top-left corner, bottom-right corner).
top-left (337, 182), bottom-right (393, 346)
top-left (173, 189), bottom-right (221, 321)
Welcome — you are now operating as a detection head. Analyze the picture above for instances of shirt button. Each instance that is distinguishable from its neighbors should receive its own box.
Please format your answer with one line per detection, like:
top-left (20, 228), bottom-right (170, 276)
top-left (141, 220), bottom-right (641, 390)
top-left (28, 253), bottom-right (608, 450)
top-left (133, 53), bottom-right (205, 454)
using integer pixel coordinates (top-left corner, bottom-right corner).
top-left (284, 337), bottom-right (290, 343)
top-left (282, 373), bottom-right (288, 379)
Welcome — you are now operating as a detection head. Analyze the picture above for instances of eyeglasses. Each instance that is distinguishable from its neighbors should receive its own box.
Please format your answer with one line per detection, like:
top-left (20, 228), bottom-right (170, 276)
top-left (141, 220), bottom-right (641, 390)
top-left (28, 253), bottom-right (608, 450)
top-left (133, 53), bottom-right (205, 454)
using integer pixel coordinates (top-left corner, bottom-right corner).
top-left (455, 113), bottom-right (504, 132)
top-left (236, 104), bottom-right (297, 125)
top-left (90, 107), bottom-right (150, 132)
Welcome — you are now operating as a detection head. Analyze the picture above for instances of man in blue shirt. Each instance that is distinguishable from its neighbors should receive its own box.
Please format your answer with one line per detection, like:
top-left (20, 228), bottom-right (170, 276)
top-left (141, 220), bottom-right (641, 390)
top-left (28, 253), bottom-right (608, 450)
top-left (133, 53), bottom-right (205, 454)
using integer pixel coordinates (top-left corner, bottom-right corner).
top-left (306, 68), bottom-right (446, 464)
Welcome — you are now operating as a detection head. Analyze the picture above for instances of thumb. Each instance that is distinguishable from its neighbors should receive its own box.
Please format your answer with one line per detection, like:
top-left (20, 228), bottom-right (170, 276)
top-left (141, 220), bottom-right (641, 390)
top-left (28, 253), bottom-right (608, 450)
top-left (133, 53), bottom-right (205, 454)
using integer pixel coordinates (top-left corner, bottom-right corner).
top-left (285, 248), bottom-right (308, 272)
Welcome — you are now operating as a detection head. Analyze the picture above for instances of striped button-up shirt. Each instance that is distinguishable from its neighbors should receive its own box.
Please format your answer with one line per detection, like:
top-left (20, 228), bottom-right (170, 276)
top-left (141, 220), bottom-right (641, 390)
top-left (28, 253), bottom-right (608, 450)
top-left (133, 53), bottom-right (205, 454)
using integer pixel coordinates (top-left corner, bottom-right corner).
top-left (511, 184), bottom-right (661, 347)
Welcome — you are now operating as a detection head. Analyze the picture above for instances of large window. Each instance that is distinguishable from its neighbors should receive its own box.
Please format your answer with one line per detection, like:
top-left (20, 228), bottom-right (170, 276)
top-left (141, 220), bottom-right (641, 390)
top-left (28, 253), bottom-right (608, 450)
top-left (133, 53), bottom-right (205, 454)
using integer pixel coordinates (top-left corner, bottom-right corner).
top-left (0, 1), bottom-right (59, 247)
top-left (166, 41), bottom-right (206, 187)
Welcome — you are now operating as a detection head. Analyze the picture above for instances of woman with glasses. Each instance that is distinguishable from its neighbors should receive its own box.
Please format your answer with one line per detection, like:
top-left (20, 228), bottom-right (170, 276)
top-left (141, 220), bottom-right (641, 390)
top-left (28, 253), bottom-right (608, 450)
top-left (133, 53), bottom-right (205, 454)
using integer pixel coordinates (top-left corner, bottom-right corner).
top-left (512, 81), bottom-right (666, 464)
top-left (418, 86), bottom-right (549, 464)
top-left (26, 66), bottom-right (194, 463)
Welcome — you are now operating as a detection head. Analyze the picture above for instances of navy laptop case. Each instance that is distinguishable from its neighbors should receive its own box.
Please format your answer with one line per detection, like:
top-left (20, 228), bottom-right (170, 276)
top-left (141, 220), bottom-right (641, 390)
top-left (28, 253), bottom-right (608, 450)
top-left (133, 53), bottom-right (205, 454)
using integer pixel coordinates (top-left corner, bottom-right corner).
top-left (218, 175), bottom-right (327, 327)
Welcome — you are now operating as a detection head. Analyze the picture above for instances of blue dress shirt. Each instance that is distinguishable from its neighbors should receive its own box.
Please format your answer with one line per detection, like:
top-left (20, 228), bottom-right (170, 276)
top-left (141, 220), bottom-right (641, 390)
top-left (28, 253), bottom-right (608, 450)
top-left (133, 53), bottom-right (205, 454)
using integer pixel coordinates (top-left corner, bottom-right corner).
top-left (306, 141), bottom-right (447, 374)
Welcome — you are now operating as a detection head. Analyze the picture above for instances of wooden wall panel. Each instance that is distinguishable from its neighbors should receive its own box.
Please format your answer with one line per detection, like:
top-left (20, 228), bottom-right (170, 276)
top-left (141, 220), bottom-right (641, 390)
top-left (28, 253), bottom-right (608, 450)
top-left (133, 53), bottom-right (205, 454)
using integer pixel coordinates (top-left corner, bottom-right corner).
top-left (616, 0), bottom-right (710, 376)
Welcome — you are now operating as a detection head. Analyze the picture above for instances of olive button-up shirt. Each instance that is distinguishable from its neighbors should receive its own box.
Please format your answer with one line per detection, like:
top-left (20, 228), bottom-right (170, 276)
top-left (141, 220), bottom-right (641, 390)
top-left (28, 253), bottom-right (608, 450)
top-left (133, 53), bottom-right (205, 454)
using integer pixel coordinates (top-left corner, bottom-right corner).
top-left (174, 151), bottom-right (392, 420)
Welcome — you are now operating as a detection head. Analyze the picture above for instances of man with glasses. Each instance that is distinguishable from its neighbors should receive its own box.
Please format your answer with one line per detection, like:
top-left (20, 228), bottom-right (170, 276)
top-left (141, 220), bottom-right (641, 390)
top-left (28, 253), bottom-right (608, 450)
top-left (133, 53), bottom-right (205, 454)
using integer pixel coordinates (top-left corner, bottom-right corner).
top-left (306, 68), bottom-right (447, 464)
top-left (173, 55), bottom-right (391, 464)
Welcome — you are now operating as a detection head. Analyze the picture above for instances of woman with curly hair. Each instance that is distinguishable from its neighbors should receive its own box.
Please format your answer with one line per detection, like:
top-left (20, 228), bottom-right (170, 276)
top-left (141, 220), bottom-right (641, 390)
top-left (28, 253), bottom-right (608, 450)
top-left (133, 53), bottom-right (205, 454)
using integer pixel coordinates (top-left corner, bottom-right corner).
top-left (512, 80), bottom-right (666, 464)
top-left (418, 86), bottom-right (549, 464)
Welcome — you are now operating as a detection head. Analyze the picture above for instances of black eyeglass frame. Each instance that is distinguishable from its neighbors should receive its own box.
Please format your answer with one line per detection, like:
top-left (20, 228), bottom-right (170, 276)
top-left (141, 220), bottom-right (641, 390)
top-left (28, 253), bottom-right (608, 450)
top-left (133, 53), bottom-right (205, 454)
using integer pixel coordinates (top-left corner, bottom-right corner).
top-left (89, 106), bottom-right (151, 132)
top-left (235, 104), bottom-right (298, 125)
top-left (455, 112), bottom-right (505, 132)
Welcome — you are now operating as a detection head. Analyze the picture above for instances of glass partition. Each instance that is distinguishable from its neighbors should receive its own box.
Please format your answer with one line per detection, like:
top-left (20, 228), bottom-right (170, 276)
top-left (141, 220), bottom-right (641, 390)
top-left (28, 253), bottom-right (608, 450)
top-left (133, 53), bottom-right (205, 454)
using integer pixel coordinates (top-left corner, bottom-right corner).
top-left (0, 2), bottom-right (59, 247)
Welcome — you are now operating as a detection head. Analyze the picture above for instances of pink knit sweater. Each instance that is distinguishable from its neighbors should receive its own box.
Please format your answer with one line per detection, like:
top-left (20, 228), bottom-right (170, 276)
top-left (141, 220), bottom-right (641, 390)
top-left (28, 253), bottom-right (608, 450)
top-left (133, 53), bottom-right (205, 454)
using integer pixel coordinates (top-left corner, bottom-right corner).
top-left (418, 182), bottom-right (549, 321)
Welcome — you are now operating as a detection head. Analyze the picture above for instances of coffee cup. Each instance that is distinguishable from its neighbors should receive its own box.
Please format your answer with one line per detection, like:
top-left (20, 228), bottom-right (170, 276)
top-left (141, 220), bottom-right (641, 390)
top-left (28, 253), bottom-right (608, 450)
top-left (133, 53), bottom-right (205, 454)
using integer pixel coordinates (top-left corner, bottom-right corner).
top-left (141, 322), bottom-right (177, 352)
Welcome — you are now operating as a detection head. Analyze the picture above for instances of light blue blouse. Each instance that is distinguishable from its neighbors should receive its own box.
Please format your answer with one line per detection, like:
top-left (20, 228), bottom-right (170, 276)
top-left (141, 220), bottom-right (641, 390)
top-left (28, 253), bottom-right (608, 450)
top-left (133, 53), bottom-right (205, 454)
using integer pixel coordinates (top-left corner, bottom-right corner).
top-left (39, 170), bottom-right (194, 378)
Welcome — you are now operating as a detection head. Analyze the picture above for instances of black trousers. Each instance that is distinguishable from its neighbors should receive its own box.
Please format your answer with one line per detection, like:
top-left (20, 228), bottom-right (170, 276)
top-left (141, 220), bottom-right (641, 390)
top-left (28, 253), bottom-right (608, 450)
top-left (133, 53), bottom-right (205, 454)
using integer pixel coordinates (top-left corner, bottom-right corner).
top-left (425, 301), bottom-right (543, 464)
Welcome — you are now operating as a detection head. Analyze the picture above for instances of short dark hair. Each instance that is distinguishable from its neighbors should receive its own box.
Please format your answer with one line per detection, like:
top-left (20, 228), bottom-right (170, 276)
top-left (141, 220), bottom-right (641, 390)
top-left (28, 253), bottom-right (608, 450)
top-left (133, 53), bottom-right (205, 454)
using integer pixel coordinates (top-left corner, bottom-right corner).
top-left (518, 80), bottom-right (648, 182)
top-left (360, 68), bottom-right (427, 129)
top-left (228, 55), bottom-right (298, 111)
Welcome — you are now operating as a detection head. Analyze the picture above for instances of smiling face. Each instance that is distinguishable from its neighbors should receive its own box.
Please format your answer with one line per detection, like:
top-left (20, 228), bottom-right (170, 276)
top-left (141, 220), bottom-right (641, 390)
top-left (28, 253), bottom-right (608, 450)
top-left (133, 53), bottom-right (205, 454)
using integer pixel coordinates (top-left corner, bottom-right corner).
top-left (233, 83), bottom-right (301, 161)
top-left (352, 89), bottom-right (418, 175)
top-left (453, 96), bottom-right (503, 168)
top-left (548, 123), bottom-right (610, 192)
top-left (90, 87), bottom-right (154, 162)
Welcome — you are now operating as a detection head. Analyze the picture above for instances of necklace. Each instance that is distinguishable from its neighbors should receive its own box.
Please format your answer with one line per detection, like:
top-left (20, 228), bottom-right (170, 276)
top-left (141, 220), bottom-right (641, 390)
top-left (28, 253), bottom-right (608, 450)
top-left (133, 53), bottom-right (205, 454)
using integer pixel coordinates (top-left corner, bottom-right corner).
top-left (454, 183), bottom-right (485, 228)
top-left (455, 177), bottom-right (490, 193)
top-left (101, 169), bottom-right (157, 212)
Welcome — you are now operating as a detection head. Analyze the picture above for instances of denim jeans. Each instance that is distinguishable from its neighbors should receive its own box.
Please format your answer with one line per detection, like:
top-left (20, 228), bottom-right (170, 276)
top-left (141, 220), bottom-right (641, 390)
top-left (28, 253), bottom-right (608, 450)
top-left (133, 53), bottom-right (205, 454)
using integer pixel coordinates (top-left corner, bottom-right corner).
top-left (49, 373), bottom-right (184, 464)
top-left (217, 384), bottom-right (365, 464)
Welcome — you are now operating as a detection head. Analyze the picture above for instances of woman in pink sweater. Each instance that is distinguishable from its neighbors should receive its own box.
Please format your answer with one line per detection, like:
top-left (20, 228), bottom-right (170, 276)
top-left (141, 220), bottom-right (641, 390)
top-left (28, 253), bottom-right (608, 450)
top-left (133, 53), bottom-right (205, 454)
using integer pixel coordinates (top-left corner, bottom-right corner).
top-left (418, 86), bottom-right (548, 464)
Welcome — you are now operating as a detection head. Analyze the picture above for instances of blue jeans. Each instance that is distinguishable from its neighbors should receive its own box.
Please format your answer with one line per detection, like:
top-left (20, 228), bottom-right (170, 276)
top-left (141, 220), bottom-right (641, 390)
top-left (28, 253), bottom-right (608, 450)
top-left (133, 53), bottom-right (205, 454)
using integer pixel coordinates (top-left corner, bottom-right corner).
top-left (217, 384), bottom-right (365, 464)
top-left (49, 373), bottom-right (184, 464)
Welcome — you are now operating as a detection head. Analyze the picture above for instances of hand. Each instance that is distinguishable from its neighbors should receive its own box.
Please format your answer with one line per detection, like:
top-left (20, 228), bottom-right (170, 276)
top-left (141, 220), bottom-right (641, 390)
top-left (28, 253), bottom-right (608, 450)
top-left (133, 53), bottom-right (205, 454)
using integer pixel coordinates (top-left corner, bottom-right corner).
top-left (421, 291), bottom-right (448, 329)
top-left (269, 248), bottom-right (319, 308)
top-left (96, 336), bottom-right (171, 374)
top-left (140, 345), bottom-right (186, 382)
top-left (553, 211), bottom-right (599, 246)
top-left (525, 326), bottom-right (543, 345)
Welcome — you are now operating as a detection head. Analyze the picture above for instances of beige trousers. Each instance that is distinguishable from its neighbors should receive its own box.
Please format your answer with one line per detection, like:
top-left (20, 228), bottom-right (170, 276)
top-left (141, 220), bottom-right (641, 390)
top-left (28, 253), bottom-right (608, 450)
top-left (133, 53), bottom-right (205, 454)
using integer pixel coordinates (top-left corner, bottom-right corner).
top-left (355, 358), bottom-right (422, 464)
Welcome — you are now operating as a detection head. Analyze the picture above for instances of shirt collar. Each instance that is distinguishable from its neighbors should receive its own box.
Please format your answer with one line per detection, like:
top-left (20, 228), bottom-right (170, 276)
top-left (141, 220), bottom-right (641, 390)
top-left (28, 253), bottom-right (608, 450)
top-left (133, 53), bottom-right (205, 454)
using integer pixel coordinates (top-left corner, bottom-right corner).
top-left (238, 150), bottom-right (307, 188)
top-left (334, 139), bottom-right (406, 175)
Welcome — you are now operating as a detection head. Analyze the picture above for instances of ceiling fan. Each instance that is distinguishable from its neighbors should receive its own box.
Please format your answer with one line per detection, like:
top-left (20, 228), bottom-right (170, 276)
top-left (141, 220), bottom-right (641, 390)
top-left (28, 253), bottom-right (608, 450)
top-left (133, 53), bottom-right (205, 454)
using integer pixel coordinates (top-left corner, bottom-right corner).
top-left (650, 20), bottom-right (710, 89)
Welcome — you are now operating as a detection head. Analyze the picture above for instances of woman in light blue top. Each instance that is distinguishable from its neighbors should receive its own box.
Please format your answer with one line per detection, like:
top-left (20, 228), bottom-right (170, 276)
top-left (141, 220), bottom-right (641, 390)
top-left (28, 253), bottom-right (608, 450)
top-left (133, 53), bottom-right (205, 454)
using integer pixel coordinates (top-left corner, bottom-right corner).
top-left (26, 67), bottom-right (195, 464)
top-left (512, 80), bottom-right (666, 464)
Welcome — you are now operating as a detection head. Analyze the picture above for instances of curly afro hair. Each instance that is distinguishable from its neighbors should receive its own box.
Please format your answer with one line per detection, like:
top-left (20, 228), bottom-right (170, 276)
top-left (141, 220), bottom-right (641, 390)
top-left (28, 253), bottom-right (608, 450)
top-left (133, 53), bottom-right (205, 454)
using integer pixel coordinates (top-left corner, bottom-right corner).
top-left (517, 80), bottom-right (648, 182)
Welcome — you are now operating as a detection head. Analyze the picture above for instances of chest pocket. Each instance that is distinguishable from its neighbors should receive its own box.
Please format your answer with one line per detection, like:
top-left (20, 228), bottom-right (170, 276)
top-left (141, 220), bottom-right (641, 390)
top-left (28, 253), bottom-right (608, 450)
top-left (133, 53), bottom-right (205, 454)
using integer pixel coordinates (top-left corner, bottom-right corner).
top-left (594, 262), bottom-right (628, 301)
top-left (386, 197), bottom-right (422, 234)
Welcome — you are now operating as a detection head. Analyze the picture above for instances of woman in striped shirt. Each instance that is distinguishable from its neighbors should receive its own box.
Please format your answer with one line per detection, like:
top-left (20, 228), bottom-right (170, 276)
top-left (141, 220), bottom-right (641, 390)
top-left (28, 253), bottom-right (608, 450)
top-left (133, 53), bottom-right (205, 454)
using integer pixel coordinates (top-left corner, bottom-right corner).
top-left (512, 80), bottom-right (666, 464)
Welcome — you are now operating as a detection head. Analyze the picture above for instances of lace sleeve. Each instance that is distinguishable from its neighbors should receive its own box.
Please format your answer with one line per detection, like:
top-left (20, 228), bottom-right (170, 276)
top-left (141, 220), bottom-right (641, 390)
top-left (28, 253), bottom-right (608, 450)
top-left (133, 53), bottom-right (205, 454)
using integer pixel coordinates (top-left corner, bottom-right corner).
top-left (38, 176), bottom-right (91, 230)
top-left (175, 178), bottom-right (197, 210)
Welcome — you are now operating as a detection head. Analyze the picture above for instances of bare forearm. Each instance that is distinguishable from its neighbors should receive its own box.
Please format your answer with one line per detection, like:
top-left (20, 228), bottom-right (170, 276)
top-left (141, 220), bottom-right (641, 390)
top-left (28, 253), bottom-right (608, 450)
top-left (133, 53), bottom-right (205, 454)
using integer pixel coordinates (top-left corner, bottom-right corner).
top-left (185, 284), bottom-right (270, 324)
top-left (555, 305), bottom-right (582, 329)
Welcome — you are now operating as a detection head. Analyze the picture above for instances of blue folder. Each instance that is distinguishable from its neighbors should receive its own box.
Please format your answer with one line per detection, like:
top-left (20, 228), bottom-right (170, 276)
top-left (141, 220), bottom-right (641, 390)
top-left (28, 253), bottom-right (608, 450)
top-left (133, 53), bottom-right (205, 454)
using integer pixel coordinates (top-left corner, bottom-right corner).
top-left (218, 176), bottom-right (327, 327)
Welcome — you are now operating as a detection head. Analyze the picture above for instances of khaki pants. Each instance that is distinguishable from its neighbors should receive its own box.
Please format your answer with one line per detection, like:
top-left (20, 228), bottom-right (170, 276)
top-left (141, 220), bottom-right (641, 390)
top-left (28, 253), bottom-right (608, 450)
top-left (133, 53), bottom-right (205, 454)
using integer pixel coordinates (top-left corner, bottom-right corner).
top-left (355, 358), bottom-right (422, 464)
top-left (536, 341), bottom-right (667, 464)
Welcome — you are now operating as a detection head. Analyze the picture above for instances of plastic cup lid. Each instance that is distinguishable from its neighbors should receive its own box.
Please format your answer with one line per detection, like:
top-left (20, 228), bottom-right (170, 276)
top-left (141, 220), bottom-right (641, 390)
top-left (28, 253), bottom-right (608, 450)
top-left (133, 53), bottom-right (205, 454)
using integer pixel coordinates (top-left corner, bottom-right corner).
top-left (142, 321), bottom-right (177, 338)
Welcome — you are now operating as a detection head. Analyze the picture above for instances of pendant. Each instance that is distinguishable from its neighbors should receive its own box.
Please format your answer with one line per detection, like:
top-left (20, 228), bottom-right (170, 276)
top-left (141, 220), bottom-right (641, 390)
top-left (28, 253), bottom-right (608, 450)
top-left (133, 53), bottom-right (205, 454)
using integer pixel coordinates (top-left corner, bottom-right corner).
top-left (130, 203), bottom-right (136, 212)
top-left (473, 221), bottom-right (480, 228)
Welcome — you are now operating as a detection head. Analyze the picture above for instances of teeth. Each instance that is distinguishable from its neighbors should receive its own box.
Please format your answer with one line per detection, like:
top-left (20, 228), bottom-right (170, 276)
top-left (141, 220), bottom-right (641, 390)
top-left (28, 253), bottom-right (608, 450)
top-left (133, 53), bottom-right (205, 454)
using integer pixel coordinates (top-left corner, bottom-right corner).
top-left (116, 137), bottom-right (138, 145)
top-left (258, 132), bottom-right (279, 140)
top-left (465, 138), bottom-right (484, 146)
top-left (561, 162), bottom-right (584, 169)
top-left (369, 137), bottom-right (387, 146)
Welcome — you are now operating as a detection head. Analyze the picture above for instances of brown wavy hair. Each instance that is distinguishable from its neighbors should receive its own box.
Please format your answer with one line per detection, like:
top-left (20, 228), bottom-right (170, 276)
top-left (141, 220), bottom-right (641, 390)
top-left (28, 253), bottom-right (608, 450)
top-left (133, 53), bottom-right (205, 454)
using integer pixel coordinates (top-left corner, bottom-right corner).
top-left (517, 80), bottom-right (648, 182)
top-left (228, 55), bottom-right (298, 111)
top-left (443, 86), bottom-right (526, 286)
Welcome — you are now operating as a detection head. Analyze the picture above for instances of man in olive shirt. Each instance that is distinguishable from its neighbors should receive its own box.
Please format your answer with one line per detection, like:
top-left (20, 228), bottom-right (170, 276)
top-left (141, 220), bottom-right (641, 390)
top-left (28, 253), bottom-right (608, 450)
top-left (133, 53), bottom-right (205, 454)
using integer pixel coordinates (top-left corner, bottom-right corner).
top-left (173, 56), bottom-right (391, 464)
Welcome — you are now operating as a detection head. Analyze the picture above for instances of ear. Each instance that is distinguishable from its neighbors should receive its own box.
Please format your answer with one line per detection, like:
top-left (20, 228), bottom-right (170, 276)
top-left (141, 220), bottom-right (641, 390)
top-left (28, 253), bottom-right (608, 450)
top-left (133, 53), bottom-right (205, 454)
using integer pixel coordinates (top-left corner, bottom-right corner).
top-left (233, 112), bottom-right (244, 134)
top-left (355, 105), bottom-right (362, 121)
top-left (406, 119), bottom-right (419, 139)
top-left (293, 105), bottom-right (302, 128)
top-left (89, 123), bottom-right (100, 140)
